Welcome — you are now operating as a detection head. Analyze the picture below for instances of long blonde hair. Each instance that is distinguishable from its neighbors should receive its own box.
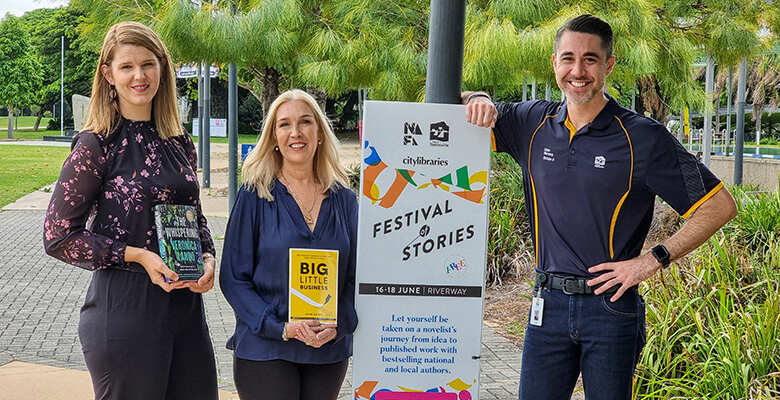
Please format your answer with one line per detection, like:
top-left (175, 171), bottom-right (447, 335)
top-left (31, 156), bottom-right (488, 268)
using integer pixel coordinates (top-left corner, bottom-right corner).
top-left (242, 89), bottom-right (349, 200)
top-left (82, 21), bottom-right (181, 139)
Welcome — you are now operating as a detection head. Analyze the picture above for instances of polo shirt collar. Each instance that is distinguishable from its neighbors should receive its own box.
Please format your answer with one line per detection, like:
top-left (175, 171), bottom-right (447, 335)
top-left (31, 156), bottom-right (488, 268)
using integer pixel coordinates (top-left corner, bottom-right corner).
top-left (554, 94), bottom-right (621, 132)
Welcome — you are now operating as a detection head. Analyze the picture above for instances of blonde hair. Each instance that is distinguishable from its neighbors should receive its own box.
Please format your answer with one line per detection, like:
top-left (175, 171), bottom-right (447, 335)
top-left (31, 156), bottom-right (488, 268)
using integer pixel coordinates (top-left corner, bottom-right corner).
top-left (82, 21), bottom-right (181, 139)
top-left (242, 89), bottom-right (349, 200)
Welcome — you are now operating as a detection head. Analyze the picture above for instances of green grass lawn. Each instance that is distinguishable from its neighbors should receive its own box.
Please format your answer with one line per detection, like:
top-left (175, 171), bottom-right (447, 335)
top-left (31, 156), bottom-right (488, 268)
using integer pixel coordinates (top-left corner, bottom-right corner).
top-left (1, 129), bottom-right (62, 140)
top-left (0, 145), bottom-right (70, 208)
top-left (0, 116), bottom-right (52, 129)
top-left (0, 116), bottom-right (58, 140)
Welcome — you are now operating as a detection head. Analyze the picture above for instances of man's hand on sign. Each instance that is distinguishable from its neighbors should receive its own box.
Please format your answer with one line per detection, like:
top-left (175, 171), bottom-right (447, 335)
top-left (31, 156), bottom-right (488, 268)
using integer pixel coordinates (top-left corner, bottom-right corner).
top-left (465, 94), bottom-right (497, 128)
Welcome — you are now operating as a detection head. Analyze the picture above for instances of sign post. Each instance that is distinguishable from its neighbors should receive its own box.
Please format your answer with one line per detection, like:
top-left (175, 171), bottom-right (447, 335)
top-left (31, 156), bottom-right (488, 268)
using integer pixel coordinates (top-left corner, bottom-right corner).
top-left (354, 101), bottom-right (491, 400)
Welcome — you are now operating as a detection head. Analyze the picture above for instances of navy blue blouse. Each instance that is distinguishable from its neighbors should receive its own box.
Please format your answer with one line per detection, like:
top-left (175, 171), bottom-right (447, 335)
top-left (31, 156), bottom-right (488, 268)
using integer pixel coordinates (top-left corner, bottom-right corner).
top-left (219, 180), bottom-right (358, 363)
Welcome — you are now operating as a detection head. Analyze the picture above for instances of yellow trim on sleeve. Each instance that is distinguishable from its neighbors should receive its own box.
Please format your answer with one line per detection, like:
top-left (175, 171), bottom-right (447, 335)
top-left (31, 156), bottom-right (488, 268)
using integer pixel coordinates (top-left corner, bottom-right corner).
top-left (682, 182), bottom-right (725, 219)
top-left (608, 116), bottom-right (634, 260)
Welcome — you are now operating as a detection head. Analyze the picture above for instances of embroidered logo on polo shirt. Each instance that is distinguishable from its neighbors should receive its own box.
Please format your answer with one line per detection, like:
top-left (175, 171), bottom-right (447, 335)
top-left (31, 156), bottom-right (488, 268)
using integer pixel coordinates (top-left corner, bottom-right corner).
top-left (594, 156), bottom-right (606, 169)
top-left (543, 148), bottom-right (555, 162)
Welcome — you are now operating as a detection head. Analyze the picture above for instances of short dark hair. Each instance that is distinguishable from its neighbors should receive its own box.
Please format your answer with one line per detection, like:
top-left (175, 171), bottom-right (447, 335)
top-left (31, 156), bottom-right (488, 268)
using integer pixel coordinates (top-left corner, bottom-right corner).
top-left (554, 14), bottom-right (614, 59)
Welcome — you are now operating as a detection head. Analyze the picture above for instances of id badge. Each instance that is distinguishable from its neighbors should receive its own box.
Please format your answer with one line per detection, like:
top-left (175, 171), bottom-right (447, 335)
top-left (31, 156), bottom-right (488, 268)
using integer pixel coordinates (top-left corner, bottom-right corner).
top-left (529, 295), bottom-right (544, 327)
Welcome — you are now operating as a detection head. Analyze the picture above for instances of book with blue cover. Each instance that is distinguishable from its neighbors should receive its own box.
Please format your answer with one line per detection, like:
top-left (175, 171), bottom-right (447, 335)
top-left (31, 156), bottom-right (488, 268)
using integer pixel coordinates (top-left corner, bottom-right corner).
top-left (154, 204), bottom-right (204, 281)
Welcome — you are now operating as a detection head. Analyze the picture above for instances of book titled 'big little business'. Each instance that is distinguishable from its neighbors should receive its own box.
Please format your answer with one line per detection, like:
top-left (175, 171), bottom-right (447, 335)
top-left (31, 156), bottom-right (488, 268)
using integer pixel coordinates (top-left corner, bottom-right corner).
top-left (154, 204), bottom-right (204, 281)
top-left (289, 249), bottom-right (338, 323)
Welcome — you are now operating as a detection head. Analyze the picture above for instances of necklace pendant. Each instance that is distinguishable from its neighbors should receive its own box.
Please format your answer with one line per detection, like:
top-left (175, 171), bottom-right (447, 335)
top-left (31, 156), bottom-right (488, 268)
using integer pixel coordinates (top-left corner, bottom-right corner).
top-left (304, 215), bottom-right (314, 224)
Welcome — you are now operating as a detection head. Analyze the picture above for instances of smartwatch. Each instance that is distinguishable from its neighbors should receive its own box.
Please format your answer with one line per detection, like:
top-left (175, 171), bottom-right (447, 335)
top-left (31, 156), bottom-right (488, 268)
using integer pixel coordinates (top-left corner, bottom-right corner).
top-left (650, 244), bottom-right (671, 269)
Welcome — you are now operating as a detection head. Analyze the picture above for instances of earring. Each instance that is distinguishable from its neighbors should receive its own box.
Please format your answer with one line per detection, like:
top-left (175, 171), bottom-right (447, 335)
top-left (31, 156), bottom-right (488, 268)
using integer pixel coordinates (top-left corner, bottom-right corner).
top-left (274, 146), bottom-right (279, 151)
top-left (318, 139), bottom-right (322, 144)
top-left (109, 85), bottom-right (116, 99)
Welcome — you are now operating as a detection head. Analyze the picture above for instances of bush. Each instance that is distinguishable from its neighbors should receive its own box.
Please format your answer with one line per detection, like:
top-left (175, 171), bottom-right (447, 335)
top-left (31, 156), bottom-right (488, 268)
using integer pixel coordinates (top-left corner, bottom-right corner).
top-left (635, 187), bottom-right (780, 398)
top-left (722, 186), bottom-right (780, 251)
top-left (47, 116), bottom-right (73, 131)
top-left (486, 153), bottom-right (533, 285)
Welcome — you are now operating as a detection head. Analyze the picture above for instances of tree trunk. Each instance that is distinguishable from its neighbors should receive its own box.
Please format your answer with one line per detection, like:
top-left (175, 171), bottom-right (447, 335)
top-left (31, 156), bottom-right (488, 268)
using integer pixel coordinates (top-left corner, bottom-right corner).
top-left (7, 104), bottom-right (14, 139)
top-left (260, 67), bottom-right (281, 117)
top-left (339, 91), bottom-right (359, 127)
top-left (639, 76), bottom-right (669, 123)
top-left (306, 87), bottom-right (327, 113)
top-left (33, 112), bottom-right (43, 132)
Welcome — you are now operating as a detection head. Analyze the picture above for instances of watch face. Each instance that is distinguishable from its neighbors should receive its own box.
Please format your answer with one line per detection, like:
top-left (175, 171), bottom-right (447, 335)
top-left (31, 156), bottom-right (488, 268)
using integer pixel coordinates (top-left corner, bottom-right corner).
top-left (653, 245), bottom-right (669, 259)
top-left (652, 244), bottom-right (670, 266)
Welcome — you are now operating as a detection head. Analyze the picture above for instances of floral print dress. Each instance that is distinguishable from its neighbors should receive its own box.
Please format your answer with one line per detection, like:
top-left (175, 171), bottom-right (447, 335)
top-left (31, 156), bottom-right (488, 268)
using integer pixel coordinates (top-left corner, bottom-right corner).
top-left (44, 118), bottom-right (214, 273)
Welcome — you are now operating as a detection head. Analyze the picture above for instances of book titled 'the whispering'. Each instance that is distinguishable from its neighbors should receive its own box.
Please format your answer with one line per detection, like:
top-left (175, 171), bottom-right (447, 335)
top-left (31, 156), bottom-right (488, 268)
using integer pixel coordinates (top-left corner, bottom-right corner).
top-left (154, 204), bottom-right (204, 281)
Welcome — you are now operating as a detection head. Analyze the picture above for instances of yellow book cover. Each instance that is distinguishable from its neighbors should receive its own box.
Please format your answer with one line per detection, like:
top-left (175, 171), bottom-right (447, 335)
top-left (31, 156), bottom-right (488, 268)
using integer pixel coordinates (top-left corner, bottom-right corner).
top-left (289, 248), bottom-right (338, 323)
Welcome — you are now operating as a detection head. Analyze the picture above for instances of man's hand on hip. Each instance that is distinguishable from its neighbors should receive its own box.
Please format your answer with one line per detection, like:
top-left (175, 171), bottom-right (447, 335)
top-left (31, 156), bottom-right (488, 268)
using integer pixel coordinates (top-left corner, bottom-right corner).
top-left (586, 253), bottom-right (660, 302)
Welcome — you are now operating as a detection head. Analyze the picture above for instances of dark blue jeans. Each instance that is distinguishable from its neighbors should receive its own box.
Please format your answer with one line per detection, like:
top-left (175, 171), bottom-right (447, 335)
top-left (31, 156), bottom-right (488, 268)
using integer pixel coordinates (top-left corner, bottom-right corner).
top-left (518, 285), bottom-right (646, 400)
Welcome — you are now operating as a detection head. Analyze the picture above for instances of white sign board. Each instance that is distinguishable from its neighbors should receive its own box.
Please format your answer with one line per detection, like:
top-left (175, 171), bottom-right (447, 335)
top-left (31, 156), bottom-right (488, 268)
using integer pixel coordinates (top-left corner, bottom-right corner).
top-left (354, 101), bottom-right (491, 400)
top-left (176, 64), bottom-right (219, 78)
top-left (191, 118), bottom-right (227, 137)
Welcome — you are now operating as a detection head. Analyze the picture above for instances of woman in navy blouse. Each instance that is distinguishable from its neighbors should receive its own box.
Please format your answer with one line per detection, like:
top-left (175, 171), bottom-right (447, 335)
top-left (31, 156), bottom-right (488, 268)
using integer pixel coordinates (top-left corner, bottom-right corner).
top-left (220, 89), bottom-right (358, 399)
top-left (43, 22), bottom-right (217, 399)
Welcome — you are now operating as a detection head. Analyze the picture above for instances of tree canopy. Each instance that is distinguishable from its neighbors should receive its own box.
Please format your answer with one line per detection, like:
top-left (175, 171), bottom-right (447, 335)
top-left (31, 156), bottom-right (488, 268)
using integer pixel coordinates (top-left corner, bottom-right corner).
top-left (49, 0), bottom-right (780, 125)
top-left (0, 13), bottom-right (43, 138)
top-left (20, 7), bottom-right (98, 131)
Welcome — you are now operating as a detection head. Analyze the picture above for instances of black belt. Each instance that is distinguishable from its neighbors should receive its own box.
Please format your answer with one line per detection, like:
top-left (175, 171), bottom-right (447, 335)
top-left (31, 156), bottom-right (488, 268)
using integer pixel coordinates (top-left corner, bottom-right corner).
top-left (535, 272), bottom-right (619, 295)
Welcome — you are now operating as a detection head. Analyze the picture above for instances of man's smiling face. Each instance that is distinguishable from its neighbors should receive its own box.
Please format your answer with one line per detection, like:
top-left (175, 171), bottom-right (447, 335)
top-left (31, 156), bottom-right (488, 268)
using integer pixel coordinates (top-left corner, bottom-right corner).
top-left (552, 31), bottom-right (615, 106)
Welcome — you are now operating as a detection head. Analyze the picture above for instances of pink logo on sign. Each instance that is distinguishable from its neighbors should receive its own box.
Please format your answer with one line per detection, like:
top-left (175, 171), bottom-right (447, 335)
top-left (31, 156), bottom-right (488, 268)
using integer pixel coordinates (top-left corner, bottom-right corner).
top-left (375, 392), bottom-right (457, 400)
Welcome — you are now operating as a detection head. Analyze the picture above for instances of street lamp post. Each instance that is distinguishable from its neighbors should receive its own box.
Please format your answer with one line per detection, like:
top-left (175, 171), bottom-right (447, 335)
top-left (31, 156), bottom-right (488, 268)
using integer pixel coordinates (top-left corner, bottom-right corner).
top-left (424, 0), bottom-right (466, 104)
top-left (61, 35), bottom-right (64, 136)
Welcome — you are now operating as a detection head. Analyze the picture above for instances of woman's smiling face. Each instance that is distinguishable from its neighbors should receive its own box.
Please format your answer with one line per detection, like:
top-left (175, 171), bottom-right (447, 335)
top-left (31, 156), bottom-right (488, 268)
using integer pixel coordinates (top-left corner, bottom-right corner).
top-left (275, 99), bottom-right (321, 170)
top-left (101, 44), bottom-right (162, 121)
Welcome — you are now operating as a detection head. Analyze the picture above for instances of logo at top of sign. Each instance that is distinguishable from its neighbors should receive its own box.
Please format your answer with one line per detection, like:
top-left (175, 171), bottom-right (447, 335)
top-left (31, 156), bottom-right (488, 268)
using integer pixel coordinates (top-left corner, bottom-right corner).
top-left (445, 254), bottom-right (467, 278)
top-left (403, 122), bottom-right (422, 146)
top-left (429, 121), bottom-right (450, 147)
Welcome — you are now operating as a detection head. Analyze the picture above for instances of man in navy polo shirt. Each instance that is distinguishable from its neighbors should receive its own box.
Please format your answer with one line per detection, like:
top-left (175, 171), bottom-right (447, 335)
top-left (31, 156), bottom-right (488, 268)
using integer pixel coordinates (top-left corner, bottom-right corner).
top-left (463, 14), bottom-right (737, 400)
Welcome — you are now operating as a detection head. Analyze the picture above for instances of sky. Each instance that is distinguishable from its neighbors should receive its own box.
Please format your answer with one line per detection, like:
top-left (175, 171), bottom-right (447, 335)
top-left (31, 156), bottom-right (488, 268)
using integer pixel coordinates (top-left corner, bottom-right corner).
top-left (1, 0), bottom-right (69, 18)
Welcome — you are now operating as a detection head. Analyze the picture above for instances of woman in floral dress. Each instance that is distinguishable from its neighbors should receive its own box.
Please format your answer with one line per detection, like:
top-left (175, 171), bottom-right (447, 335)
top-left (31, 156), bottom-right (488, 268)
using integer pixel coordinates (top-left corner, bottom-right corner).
top-left (43, 21), bottom-right (217, 400)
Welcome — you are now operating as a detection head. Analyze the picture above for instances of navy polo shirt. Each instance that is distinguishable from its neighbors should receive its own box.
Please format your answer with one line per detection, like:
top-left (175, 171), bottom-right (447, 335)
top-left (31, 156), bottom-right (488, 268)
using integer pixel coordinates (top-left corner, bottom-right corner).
top-left (492, 97), bottom-right (723, 277)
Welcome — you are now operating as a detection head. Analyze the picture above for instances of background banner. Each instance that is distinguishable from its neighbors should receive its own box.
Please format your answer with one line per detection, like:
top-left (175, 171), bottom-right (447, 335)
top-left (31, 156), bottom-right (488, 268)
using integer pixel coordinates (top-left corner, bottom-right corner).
top-left (353, 101), bottom-right (491, 400)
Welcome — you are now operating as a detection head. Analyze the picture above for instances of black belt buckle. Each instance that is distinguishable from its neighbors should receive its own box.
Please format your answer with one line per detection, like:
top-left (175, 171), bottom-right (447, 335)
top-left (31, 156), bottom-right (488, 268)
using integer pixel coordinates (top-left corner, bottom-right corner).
top-left (561, 276), bottom-right (583, 295)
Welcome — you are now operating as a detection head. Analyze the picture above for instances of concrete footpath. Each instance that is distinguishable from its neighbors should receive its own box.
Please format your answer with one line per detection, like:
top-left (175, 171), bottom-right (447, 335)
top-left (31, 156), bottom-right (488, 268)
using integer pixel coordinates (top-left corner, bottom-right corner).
top-left (0, 140), bottom-right (523, 399)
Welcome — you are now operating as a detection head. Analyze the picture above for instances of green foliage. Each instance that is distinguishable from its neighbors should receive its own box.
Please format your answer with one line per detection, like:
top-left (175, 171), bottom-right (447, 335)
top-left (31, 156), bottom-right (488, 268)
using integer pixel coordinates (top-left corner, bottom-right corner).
top-left (722, 187), bottom-right (780, 251)
top-left (635, 188), bottom-right (780, 398)
top-left (486, 152), bottom-right (533, 285)
top-left (346, 162), bottom-right (360, 192)
top-left (20, 7), bottom-right (96, 123)
top-left (69, 0), bottom-right (774, 128)
top-left (0, 14), bottom-right (43, 118)
top-left (463, 15), bottom-right (523, 90)
top-left (506, 320), bottom-right (525, 335)
top-left (47, 116), bottom-right (74, 131)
